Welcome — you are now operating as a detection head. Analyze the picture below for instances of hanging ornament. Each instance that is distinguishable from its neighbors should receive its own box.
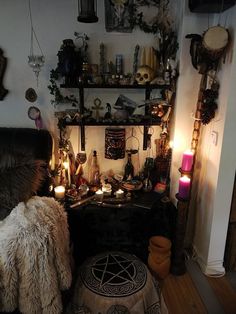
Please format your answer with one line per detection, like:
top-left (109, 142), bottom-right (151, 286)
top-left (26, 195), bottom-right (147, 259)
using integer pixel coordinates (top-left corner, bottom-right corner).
top-left (25, 87), bottom-right (37, 102)
top-left (28, 0), bottom-right (45, 86)
top-left (28, 106), bottom-right (43, 129)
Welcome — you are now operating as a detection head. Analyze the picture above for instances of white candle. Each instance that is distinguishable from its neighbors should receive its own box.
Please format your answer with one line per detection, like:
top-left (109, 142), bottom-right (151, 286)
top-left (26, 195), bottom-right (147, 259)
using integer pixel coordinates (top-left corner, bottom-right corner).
top-left (95, 189), bottom-right (104, 201)
top-left (54, 185), bottom-right (65, 199)
top-left (116, 189), bottom-right (124, 199)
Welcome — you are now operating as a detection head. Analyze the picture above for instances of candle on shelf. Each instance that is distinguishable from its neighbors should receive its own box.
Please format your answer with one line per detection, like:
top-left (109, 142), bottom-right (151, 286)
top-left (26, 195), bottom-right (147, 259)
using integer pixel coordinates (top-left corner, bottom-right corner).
top-left (54, 185), bottom-right (65, 199)
top-left (115, 189), bottom-right (124, 199)
top-left (95, 189), bottom-right (104, 201)
top-left (178, 176), bottom-right (191, 200)
top-left (181, 150), bottom-right (194, 172)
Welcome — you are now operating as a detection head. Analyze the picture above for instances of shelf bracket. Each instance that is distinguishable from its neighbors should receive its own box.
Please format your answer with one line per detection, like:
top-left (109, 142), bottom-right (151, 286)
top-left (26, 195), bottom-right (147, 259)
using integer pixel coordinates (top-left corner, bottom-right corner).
top-left (80, 124), bottom-right (85, 151)
top-left (143, 125), bottom-right (149, 150)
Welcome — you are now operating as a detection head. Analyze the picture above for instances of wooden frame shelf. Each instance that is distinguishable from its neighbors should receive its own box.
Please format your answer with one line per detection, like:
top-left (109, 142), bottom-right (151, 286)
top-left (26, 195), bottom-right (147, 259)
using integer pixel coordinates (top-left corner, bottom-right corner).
top-left (58, 82), bottom-right (173, 151)
top-left (60, 83), bottom-right (170, 90)
top-left (62, 120), bottom-right (162, 127)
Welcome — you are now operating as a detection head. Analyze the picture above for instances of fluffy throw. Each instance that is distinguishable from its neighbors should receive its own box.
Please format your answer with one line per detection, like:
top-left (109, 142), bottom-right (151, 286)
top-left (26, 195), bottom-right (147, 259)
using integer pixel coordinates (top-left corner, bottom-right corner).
top-left (0, 196), bottom-right (72, 314)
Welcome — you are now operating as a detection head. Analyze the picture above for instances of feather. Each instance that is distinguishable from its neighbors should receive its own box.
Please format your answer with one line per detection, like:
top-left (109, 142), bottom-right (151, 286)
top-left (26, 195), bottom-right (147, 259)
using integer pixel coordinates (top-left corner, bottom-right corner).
top-left (186, 34), bottom-right (202, 70)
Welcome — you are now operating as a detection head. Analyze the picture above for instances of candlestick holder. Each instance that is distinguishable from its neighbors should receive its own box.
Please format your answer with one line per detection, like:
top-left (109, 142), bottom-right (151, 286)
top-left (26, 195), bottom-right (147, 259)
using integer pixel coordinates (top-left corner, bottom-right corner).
top-left (178, 167), bottom-right (192, 177)
top-left (171, 167), bottom-right (193, 275)
top-left (171, 193), bottom-right (190, 275)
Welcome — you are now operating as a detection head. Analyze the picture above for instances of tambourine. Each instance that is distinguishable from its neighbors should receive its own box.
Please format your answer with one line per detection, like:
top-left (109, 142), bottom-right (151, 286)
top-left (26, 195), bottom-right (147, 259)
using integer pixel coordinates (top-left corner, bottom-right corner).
top-left (202, 25), bottom-right (229, 61)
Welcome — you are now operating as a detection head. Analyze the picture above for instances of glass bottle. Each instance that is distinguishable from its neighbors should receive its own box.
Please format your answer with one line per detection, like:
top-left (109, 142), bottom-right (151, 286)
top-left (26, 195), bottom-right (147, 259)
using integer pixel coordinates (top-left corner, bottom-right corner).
top-left (124, 152), bottom-right (134, 181)
top-left (164, 58), bottom-right (171, 85)
top-left (89, 150), bottom-right (100, 187)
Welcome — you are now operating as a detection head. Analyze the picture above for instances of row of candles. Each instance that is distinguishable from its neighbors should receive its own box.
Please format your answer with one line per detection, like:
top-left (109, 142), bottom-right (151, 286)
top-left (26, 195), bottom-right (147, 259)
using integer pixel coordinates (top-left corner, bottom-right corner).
top-left (178, 150), bottom-right (194, 200)
top-left (54, 185), bottom-right (125, 200)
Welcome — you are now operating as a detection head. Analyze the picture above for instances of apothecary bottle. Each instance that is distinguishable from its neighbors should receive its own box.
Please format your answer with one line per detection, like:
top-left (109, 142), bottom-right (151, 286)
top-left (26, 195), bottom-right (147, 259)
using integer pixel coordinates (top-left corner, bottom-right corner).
top-left (89, 150), bottom-right (100, 186)
top-left (124, 152), bottom-right (134, 181)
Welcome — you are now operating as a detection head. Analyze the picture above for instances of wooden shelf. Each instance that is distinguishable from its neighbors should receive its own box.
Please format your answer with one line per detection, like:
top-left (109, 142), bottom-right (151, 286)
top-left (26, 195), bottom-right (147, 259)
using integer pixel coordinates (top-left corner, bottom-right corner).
top-left (60, 83), bottom-right (170, 89)
top-left (63, 119), bottom-right (162, 127)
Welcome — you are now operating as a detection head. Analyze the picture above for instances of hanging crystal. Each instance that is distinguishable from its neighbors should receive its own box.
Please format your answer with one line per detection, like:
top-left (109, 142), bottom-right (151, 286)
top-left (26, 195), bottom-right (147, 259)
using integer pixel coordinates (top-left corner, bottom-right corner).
top-left (28, 0), bottom-right (45, 86)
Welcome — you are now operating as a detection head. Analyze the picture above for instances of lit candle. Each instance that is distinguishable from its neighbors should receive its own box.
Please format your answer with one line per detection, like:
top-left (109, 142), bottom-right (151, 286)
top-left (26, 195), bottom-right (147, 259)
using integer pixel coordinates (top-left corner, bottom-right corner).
top-left (63, 159), bottom-right (71, 187)
top-left (54, 185), bottom-right (65, 199)
top-left (178, 176), bottom-right (191, 200)
top-left (95, 189), bottom-right (104, 201)
top-left (115, 189), bottom-right (124, 199)
top-left (181, 150), bottom-right (194, 172)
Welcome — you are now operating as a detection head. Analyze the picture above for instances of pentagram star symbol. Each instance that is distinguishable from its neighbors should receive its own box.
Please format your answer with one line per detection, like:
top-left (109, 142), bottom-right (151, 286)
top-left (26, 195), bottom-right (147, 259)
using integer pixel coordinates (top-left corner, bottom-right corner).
top-left (91, 253), bottom-right (136, 287)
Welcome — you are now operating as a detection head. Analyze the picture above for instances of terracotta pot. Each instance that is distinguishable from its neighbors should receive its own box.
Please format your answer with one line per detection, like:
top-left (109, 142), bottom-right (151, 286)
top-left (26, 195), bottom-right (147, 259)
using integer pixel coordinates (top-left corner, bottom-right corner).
top-left (148, 248), bottom-right (171, 263)
top-left (148, 254), bottom-right (171, 279)
top-left (149, 236), bottom-right (172, 253)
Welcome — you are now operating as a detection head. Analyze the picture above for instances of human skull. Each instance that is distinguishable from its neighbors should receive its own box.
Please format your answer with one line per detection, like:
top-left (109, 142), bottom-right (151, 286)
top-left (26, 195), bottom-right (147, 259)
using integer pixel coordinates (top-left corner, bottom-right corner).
top-left (135, 66), bottom-right (154, 85)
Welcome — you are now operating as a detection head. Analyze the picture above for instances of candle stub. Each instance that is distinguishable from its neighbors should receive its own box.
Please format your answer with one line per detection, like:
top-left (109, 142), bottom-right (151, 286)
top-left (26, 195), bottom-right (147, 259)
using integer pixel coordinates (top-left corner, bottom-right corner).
top-left (95, 189), bottom-right (104, 201)
top-left (54, 185), bottom-right (65, 199)
top-left (178, 176), bottom-right (191, 199)
top-left (115, 189), bottom-right (124, 199)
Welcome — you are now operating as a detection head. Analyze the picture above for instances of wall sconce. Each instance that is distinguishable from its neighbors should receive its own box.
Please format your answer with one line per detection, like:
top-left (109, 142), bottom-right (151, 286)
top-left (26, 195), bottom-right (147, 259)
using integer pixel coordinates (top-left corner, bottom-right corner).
top-left (77, 0), bottom-right (98, 23)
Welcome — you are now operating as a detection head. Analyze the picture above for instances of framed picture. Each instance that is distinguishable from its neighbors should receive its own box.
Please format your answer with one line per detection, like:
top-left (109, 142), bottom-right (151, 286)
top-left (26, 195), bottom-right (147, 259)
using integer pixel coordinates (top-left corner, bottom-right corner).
top-left (104, 0), bottom-right (134, 33)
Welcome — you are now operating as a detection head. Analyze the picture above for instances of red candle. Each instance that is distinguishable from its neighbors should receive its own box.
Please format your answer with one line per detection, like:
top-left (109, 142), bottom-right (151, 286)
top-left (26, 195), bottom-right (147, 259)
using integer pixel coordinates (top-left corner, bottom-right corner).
top-left (181, 150), bottom-right (194, 172)
top-left (178, 176), bottom-right (191, 199)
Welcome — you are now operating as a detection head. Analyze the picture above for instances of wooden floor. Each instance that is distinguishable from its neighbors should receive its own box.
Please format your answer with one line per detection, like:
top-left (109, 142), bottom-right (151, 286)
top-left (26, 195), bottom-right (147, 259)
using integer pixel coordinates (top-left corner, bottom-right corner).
top-left (162, 271), bottom-right (236, 314)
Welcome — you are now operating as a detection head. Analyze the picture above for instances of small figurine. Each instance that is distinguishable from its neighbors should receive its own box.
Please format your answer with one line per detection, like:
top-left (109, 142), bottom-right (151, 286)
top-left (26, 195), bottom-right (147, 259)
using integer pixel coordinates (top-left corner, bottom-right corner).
top-left (104, 103), bottom-right (112, 119)
top-left (92, 98), bottom-right (104, 122)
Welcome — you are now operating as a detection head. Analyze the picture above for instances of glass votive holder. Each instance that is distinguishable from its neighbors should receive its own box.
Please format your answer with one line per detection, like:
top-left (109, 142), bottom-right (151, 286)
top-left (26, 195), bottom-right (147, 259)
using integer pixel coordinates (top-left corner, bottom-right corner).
top-left (95, 189), bottom-right (104, 201)
top-left (115, 189), bottom-right (124, 199)
top-left (102, 186), bottom-right (112, 196)
top-left (54, 185), bottom-right (65, 200)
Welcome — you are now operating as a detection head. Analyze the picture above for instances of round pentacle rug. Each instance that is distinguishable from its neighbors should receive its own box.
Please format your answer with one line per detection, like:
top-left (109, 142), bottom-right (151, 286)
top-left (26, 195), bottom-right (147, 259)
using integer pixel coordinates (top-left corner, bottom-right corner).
top-left (80, 251), bottom-right (147, 297)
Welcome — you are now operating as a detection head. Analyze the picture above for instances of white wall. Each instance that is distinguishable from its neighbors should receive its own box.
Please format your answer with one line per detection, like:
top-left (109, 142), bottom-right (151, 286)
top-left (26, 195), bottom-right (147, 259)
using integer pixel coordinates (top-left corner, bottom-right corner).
top-left (193, 6), bottom-right (236, 274)
top-left (169, 1), bottom-right (236, 274)
top-left (1, 0), bottom-right (235, 274)
top-left (0, 0), bottom-right (167, 176)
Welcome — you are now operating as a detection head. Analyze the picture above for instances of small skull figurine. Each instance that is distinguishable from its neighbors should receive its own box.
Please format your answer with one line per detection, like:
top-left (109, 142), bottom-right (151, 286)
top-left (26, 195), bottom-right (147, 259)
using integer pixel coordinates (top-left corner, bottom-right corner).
top-left (135, 66), bottom-right (154, 85)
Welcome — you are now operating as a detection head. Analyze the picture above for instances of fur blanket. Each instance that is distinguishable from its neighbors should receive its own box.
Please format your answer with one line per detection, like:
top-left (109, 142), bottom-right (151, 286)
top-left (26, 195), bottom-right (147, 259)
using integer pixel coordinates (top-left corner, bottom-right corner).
top-left (0, 196), bottom-right (72, 314)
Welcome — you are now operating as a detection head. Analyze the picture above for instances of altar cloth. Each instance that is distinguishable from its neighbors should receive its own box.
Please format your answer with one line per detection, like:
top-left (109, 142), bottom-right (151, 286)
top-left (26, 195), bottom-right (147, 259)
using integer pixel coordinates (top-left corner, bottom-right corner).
top-left (67, 251), bottom-right (168, 313)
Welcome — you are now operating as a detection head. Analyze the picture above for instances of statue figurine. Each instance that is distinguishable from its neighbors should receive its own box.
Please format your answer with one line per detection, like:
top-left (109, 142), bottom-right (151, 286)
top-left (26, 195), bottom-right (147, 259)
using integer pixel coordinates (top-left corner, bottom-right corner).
top-left (104, 103), bottom-right (112, 119)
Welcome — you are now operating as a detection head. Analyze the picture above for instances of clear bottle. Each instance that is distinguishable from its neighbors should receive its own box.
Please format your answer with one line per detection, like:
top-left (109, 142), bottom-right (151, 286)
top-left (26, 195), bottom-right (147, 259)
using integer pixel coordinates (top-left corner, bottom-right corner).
top-left (89, 150), bottom-right (100, 187)
top-left (164, 58), bottom-right (171, 85)
top-left (116, 54), bottom-right (123, 75)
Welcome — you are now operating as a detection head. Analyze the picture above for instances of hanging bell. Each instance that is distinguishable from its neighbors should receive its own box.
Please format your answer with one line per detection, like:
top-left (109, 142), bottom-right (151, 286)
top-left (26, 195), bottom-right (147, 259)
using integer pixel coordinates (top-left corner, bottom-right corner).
top-left (77, 0), bottom-right (98, 23)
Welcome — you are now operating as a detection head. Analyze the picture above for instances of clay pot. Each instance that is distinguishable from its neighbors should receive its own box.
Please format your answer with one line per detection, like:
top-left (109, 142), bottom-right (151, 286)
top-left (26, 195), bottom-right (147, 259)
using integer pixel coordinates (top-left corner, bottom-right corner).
top-left (148, 254), bottom-right (171, 279)
top-left (148, 248), bottom-right (171, 264)
top-left (149, 236), bottom-right (172, 252)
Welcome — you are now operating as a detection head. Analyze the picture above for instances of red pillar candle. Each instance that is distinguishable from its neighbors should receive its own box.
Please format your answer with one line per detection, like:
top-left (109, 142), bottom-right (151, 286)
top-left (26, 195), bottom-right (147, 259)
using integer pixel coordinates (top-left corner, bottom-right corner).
top-left (181, 150), bottom-right (194, 172)
top-left (178, 176), bottom-right (191, 199)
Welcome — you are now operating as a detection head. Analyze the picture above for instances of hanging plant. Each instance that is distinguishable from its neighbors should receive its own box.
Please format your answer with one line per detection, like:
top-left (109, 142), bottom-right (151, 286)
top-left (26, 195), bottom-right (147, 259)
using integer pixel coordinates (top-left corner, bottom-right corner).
top-left (130, 0), bottom-right (178, 64)
top-left (48, 69), bottom-right (64, 105)
top-left (48, 69), bottom-right (78, 106)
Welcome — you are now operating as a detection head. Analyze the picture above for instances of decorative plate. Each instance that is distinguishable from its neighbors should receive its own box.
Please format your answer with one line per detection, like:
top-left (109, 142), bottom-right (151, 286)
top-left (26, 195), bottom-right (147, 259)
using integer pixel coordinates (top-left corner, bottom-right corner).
top-left (121, 180), bottom-right (143, 191)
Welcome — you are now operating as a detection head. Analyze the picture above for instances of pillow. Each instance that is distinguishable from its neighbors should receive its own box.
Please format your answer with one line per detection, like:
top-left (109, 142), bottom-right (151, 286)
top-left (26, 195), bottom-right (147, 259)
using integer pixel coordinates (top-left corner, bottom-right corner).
top-left (0, 152), bottom-right (46, 220)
